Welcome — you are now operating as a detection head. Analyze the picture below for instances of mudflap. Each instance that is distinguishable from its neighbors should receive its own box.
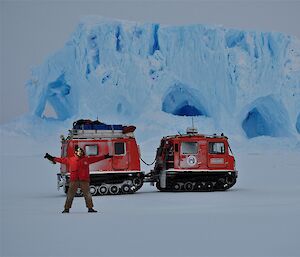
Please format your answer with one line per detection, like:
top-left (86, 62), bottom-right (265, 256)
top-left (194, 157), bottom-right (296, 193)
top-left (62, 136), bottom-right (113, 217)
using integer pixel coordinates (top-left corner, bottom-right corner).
top-left (159, 170), bottom-right (167, 188)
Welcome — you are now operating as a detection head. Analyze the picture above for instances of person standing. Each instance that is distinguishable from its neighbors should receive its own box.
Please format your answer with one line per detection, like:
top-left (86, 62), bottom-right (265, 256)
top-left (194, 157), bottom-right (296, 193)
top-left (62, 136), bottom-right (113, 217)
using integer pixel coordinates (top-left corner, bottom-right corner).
top-left (44, 146), bottom-right (112, 213)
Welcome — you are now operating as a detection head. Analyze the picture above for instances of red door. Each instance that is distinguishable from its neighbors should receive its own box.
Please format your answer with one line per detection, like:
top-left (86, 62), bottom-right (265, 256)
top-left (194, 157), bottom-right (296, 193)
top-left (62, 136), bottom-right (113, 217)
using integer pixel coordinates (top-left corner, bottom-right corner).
top-left (112, 141), bottom-right (129, 170)
top-left (207, 141), bottom-right (228, 169)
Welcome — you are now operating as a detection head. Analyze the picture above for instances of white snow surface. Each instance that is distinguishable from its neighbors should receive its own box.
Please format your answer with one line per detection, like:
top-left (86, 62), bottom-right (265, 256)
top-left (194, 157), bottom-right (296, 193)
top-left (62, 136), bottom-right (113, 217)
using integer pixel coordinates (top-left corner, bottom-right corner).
top-left (1, 133), bottom-right (300, 257)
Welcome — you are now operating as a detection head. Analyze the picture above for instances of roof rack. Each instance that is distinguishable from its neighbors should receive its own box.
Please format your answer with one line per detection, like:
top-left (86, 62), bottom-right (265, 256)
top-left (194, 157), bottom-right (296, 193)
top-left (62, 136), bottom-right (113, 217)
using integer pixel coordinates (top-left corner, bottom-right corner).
top-left (67, 128), bottom-right (135, 140)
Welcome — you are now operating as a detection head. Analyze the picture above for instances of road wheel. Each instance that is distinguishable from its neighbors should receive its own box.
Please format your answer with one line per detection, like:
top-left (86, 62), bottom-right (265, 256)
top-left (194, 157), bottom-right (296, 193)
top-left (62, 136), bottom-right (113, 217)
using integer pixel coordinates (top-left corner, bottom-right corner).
top-left (98, 184), bottom-right (108, 195)
top-left (195, 182), bottom-right (204, 191)
top-left (89, 185), bottom-right (98, 196)
top-left (204, 181), bottom-right (214, 191)
top-left (133, 177), bottom-right (142, 187)
top-left (184, 182), bottom-right (194, 191)
top-left (173, 183), bottom-right (181, 191)
top-left (121, 184), bottom-right (131, 194)
top-left (215, 178), bottom-right (226, 190)
top-left (109, 185), bottom-right (119, 195)
top-left (226, 175), bottom-right (235, 185)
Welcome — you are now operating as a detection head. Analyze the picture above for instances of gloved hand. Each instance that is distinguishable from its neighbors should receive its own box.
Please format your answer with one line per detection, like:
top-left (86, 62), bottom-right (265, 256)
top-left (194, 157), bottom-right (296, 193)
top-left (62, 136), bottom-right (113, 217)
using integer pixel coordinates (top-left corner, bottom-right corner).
top-left (44, 153), bottom-right (56, 164)
top-left (104, 153), bottom-right (112, 159)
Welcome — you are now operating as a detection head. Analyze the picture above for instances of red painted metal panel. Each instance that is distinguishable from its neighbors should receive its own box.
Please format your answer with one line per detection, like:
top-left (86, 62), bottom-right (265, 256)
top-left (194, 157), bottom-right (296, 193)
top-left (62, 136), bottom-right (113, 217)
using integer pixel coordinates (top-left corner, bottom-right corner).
top-left (160, 135), bottom-right (234, 171)
top-left (61, 138), bottom-right (140, 173)
top-left (207, 139), bottom-right (229, 170)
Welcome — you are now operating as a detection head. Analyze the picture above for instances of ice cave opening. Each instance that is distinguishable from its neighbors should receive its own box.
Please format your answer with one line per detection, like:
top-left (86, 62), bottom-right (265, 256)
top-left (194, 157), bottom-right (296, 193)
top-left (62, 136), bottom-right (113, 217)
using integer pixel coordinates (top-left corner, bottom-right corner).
top-left (42, 101), bottom-right (57, 119)
top-left (173, 103), bottom-right (204, 116)
top-left (242, 96), bottom-right (290, 138)
top-left (39, 74), bottom-right (73, 120)
top-left (242, 108), bottom-right (271, 138)
top-left (162, 83), bottom-right (208, 117)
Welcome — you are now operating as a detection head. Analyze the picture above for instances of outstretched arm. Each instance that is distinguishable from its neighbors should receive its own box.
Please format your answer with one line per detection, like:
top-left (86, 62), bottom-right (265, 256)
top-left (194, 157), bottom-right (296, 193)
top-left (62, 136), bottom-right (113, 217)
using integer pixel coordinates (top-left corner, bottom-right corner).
top-left (44, 153), bottom-right (57, 164)
top-left (86, 154), bottom-right (112, 164)
top-left (44, 153), bottom-right (68, 165)
top-left (53, 157), bottom-right (68, 165)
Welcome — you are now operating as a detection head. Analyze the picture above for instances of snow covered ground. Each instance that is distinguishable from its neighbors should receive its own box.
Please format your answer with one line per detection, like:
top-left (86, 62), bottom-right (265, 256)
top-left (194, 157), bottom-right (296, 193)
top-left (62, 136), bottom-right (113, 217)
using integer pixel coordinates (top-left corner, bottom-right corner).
top-left (1, 133), bottom-right (300, 257)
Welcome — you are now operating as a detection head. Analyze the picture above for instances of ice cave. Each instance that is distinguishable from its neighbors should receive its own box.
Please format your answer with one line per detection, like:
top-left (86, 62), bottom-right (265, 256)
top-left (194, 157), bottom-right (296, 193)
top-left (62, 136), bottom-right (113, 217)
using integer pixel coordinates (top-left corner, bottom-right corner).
top-left (38, 74), bottom-right (73, 120)
top-left (242, 96), bottom-right (290, 138)
top-left (162, 83), bottom-right (208, 117)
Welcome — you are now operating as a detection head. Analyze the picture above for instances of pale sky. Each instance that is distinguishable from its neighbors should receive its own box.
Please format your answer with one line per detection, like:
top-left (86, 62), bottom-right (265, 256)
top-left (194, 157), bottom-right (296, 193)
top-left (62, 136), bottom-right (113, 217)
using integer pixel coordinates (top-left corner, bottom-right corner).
top-left (1, 0), bottom-right (300, 124)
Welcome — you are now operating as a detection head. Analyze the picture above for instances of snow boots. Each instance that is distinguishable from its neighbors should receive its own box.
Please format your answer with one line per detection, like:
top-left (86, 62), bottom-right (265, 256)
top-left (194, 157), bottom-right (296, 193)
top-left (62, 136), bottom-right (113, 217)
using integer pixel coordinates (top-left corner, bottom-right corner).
top-left (61, 208), bottom-right (97, 213)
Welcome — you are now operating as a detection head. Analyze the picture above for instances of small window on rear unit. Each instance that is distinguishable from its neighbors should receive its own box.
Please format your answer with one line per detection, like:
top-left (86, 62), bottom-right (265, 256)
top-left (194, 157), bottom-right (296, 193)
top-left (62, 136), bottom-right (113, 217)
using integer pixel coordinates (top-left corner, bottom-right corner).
top-left (85, 145), bottom-right (98, 156)
top-left (114, 142), bottom-right (125, 155)
top-left (209, 142), bottom-right (225, 154)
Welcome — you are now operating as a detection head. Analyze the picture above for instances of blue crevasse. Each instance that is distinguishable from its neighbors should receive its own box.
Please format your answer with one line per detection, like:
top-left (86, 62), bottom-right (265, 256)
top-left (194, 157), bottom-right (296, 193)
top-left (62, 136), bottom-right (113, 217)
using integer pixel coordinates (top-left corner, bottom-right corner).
top-left (150, 24), bottom-right (160, 55)
top-left (115, 25), bottom-right (122, 52)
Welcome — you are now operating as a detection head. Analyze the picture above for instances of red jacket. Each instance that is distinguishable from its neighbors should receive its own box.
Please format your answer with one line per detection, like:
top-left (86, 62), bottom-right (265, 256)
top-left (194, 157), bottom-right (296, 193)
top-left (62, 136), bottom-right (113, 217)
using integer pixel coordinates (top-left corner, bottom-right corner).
top-left (54, 155), bottom-right (106, 181)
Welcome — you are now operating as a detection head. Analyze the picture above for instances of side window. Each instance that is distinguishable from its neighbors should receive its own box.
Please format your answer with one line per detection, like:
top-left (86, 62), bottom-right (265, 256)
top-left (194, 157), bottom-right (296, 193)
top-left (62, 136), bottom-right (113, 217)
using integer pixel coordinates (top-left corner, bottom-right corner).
top-left (209, 142), bottom-right (225, 154)
top-left (181, 142), bottom-right (198, 154)
top-left (114, 142), bottom-right (125, 155)
top-left (85, 145), bottom-right (98, 156)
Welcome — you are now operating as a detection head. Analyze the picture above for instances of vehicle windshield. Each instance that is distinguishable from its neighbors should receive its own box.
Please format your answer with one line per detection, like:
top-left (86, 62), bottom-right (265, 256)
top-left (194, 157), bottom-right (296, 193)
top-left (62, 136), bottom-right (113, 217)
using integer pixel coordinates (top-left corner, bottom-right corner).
top-left (181, 142), bottom-right (198, 154)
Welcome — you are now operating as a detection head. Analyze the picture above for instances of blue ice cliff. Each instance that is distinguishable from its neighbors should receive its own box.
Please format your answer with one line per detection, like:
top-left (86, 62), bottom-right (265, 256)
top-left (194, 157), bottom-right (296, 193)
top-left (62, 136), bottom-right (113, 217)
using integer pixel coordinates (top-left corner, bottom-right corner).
top-left (21, 17), bottom-right (300, 139)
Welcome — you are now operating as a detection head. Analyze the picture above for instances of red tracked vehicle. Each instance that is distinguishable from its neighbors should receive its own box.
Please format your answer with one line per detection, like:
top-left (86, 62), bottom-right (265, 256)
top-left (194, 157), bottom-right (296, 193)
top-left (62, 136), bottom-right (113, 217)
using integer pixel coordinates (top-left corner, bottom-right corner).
top-left (55, 120), bottom-right (237, 195)
top-left (146, 128), bottom-right (238, 192)
top-left (57, 120), bottom-right (144, 196)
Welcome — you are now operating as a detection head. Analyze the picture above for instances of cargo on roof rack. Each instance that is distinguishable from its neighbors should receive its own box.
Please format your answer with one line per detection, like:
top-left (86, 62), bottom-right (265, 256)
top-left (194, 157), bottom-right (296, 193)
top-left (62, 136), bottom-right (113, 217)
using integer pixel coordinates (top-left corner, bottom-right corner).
top-left (67, 121), bottom-right (136, 140)
top-left (72, 119), bottom-right (123, 131)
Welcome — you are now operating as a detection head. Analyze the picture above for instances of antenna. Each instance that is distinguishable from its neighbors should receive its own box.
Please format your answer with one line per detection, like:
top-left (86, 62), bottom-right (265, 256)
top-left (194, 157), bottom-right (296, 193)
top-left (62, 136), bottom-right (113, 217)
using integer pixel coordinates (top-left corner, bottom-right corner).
top-left (186, 116), bottom-right (198, 134)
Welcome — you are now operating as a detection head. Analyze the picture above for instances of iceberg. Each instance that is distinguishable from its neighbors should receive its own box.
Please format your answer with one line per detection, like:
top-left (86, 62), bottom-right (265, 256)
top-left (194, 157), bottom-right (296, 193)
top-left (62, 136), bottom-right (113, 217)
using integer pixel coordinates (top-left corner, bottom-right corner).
top-left (20, 16), bottom-right (300, 139)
